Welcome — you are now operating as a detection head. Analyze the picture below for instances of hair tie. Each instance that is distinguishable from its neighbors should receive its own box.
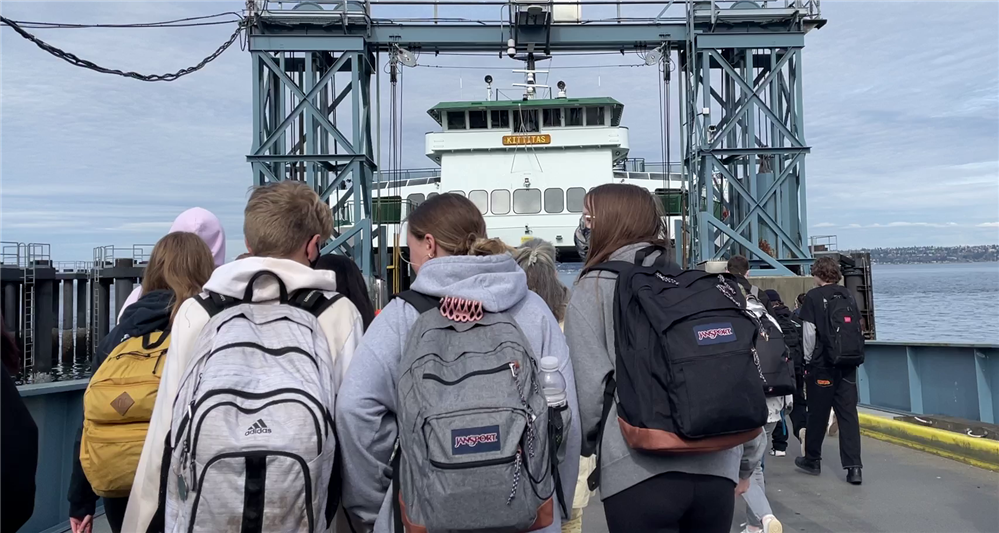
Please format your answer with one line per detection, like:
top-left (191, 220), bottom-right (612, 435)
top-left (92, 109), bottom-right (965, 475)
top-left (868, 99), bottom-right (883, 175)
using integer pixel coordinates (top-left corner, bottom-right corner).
top-left (528, 248), bottom-right (540, 266)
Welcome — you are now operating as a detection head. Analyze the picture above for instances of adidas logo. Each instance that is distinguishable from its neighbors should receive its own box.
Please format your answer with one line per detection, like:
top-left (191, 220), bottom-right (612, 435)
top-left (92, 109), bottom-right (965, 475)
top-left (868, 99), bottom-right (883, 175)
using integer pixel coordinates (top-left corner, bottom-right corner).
top-left (244, 419), bottom-right (272, 436)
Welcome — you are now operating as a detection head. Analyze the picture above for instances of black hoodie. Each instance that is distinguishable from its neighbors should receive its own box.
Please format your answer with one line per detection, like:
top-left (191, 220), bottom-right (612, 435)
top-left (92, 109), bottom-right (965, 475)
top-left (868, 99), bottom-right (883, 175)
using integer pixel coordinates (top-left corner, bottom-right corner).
top-left (68, 290), bottom-right (173, 519)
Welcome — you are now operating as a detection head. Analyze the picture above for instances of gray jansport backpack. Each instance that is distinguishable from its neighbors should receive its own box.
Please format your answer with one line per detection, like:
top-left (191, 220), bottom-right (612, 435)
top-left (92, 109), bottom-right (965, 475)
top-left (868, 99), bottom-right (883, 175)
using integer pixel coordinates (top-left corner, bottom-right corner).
top-left (160, 272), bottom-right (342, 533)
top-left (392, 291), bottom-right (558, 532)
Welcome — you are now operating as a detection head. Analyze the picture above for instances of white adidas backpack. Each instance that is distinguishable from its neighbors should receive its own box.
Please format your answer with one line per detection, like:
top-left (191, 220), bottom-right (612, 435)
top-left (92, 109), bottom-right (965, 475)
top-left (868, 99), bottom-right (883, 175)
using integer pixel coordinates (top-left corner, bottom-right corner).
top-left (160, 271), bottom-right (342, 533)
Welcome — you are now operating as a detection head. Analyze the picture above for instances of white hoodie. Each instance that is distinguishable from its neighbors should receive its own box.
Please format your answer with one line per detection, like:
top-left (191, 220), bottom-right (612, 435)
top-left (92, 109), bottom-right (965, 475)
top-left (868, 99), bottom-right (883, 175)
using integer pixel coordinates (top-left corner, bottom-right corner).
top-left (122, 257), bottom-right (364, 532)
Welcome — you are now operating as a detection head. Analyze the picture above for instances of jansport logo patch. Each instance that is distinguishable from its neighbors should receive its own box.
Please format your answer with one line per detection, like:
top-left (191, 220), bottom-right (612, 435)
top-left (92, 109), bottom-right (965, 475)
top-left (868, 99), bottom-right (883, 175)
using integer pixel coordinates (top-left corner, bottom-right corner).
top-left (693, 323), bottom-right (737, 345)
top-left (452, 425), bottom-right (501, 455)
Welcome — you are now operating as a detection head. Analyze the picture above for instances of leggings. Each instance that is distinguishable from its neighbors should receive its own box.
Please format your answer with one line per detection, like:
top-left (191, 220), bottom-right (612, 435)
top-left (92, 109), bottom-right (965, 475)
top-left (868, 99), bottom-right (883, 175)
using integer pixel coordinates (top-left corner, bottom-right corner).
top-left (603, 472), bottom-right (736, 533)
top-left (102, 496), bottom-right (129, 533)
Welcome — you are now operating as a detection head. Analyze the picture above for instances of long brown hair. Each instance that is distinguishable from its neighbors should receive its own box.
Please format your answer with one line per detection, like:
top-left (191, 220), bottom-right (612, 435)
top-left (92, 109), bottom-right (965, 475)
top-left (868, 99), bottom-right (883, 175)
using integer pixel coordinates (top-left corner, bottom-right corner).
top-left (408, 193), bottom-right (510, 256)
top-left (143, 232), bottom-right (215, 323)
top-left (582, 183), bottom-right (667, 271)
top-left (512, 239), bottom-right (568, 322)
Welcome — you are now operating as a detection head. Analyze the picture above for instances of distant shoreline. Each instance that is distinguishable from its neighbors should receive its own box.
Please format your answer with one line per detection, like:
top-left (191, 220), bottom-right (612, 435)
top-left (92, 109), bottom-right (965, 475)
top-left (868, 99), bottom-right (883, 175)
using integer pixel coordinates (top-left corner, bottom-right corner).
top-left (871, 260), bottom-right (999, 266)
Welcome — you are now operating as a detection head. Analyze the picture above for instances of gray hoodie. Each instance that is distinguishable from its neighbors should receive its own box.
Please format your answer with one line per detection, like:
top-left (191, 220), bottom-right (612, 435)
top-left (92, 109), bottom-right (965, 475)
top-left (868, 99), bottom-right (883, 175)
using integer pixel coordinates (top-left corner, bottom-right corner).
top-left (336, 254), bottom-right (581, 533)
top-left (564, 243), bottom-right (762, 500)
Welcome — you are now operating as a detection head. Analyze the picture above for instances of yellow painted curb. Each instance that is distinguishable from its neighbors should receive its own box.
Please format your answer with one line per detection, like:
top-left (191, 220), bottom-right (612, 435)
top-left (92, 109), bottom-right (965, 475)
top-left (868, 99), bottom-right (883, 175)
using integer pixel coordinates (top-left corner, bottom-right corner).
top-left (858, 413), bottom-right (999, 472)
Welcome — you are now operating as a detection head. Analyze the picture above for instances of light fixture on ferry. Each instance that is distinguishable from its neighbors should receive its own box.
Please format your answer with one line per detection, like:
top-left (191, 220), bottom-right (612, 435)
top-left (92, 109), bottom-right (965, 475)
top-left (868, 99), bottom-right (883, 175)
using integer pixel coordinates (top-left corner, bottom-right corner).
top-left (485, 75), bottom-right (494, 101)
top-left (395, 46), bottom-right (418, 68)
top-left (645, 46), bottom-right (665, 66)
top-left (557, 80), bottom-right (567, 98)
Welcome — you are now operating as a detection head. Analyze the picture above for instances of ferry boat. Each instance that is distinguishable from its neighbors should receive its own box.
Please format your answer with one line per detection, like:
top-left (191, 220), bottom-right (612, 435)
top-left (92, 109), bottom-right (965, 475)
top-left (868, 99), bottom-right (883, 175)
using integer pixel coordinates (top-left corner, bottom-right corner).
top-left (365, 69), bottom-right (686, 260)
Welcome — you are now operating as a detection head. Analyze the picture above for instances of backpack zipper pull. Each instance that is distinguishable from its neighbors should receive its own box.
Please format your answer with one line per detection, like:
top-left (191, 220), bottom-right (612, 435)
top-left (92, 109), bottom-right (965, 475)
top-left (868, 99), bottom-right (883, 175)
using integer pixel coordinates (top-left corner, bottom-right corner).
top-left (509, 362), bottom-right (519, 378)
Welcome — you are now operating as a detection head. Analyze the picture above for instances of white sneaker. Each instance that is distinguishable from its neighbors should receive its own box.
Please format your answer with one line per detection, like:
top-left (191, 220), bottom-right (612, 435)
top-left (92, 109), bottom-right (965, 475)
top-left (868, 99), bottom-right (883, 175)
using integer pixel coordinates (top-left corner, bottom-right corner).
top-left (828, 412), bottom-right (839, 436)
top-left (799, 428), bottom-right (807, 457)
top-left (762, 515), bottom-right (783, 533)
top-left (770, 449), bottom-right (787, 457)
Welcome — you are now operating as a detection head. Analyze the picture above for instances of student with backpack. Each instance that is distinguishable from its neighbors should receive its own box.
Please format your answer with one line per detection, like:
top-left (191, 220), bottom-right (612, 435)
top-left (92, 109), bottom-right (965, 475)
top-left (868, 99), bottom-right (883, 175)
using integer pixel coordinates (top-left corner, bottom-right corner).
top-left (315, 254), bottom-right (377, 332)
top-left (122, 181), bottom-right (364, 532)
top-left (512, 239), bottom-right (595, 533)
top-left (766, 289), bottom-right (803, 457)
top-left (566, 184), bottom-right (766, 533)
top-left (69, 232), bottom-right (215, 533)
top-left (336, 194), bottom-right (580, 533)
top-left (794, 256), bottom-right (865, 485)
top-left (2, 318), bottom-right (38, 533)
top-left (117, 207), bottom-right (226, 321)
top-left (726, 255), bottom-right (775, 315)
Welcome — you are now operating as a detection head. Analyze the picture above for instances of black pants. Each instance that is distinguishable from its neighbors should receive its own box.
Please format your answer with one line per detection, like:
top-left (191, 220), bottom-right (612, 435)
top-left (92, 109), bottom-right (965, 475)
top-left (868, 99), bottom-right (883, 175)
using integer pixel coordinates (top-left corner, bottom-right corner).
top-left (103, 496), bottom-right (129, 533)
top-left (804, 365), bottom-right (862, 468)
top-left (603, 472), bottom-right (736, 533)
top-left (771, 372), bottom-right (807, 451)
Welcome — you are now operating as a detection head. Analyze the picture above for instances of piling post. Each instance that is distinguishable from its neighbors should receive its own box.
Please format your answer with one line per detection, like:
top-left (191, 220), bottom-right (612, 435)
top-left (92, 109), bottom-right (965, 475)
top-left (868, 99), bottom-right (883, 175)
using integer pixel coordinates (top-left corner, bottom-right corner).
top-left (97, 280), bottom-right (111, 341)
top-left (113, 259), bottom-right (134, 325)
top-left (76, 279), bottom-right (88, 360)
top-left (34, 279), bottom-right (56, 373)
top-left (2, 282), bottom-right (17, 332)
top-left (62, 280), bottom-right (74, 363)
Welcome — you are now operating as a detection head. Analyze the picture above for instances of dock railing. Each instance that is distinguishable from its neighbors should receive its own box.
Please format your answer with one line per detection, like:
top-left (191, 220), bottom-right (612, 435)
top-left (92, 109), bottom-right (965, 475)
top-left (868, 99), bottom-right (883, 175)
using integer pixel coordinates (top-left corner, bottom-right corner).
top-left (860, 341), bottom-right (999, 425)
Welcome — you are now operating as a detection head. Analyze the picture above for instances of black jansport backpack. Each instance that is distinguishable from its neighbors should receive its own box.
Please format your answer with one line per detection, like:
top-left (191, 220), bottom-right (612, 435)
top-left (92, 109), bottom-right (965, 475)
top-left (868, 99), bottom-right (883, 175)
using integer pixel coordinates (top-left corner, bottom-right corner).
top-left (742, 288), bottom-right (796, 397)
top-left (584, 247), bottom-right (767, 488)
top-left (824, 292), bottom-right (865, 366)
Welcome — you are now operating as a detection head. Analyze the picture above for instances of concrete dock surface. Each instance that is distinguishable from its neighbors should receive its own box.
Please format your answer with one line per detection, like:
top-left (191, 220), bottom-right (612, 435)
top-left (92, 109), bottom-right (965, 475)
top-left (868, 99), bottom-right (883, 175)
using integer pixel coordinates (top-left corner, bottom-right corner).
top-left (89, 435), bottom-right (997, 533)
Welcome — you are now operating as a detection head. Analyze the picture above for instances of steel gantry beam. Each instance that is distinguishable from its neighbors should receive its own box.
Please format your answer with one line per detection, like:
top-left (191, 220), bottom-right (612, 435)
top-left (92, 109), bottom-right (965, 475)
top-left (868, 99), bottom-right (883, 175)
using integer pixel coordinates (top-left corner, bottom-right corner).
top-left (246, 0), bottom-right (824, 276)
top-left (681, 2), bottom-right (823, 274)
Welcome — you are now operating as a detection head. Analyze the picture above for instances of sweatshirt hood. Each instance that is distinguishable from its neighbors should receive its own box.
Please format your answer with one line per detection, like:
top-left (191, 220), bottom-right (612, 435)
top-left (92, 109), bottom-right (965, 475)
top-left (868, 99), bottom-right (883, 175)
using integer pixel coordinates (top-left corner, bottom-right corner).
top-left (203, 256), bottom-right (337, 302)
top-left (170, 207), bottom-right (226, 267)
top-left (410, 254), bottom-right (528, 313)
top-left (118, 289), bottom-right (174, 334)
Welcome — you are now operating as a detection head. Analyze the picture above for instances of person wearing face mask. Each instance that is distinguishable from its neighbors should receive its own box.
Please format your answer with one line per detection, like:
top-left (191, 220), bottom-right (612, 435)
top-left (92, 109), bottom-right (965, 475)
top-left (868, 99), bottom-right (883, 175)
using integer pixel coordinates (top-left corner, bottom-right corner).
top-left (121, 181), bottom-right (364, 532)
top-left (336, 193), bottom-right (580, 533)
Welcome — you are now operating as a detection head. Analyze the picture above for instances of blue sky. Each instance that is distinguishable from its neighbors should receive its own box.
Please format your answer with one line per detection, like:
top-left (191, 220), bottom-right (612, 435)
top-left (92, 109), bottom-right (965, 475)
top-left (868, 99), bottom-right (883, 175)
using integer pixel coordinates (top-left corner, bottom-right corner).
top-left (2, 1), bottom-right (997, 261)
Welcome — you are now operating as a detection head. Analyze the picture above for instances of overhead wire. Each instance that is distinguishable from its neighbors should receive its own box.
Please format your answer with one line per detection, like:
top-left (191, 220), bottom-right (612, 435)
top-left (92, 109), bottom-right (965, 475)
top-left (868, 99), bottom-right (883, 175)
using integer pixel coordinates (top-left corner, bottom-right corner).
top-left (3, 12), bottom-right (243, 29)
top-left (0, 15), bottom-right (244, 82)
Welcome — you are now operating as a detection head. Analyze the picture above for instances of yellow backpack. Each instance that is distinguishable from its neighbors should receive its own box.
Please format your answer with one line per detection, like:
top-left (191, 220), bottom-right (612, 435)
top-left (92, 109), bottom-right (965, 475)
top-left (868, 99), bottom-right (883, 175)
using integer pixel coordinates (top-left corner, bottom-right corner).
top-left (80, 331), bottom-right (169, 497)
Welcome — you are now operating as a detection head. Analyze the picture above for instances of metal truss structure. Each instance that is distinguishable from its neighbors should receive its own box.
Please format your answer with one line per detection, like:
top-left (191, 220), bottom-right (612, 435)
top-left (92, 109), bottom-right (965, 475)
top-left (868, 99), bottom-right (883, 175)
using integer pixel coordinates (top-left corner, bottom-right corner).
top-left (246, 0), bottom-right (824, 276)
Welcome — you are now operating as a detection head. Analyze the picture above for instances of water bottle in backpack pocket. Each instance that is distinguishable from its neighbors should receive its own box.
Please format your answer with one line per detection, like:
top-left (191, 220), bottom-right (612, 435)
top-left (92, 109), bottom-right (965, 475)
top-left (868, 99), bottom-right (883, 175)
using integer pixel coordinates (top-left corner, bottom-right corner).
top-left (394, 291), bottom-right (557, 533)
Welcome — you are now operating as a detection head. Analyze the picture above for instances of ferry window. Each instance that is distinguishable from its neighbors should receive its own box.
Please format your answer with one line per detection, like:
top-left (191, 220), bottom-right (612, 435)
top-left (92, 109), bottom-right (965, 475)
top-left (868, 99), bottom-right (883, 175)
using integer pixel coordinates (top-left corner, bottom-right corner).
top-left (469, 110), bottom-right (488, 129)
top-left (407, 193), bottom-right (425, 207)
top-left (543, 108), bottom-right (562, 128)
top-left (491, 110), bottom-right (510, 129)
top-left (565, 107), bottom-right (583, 127)
top-left (469, 190), bottom-right (488, 214)
top-left (585, 106), bottom-right (605, 127)
top-left (448, 190), bottom-right (465, 197)
top-left (513, 188), bottom-right (542, 214)
top-left (491, 190), bottom-right (511, 215)
top-left (513, 109), bottom-right (539, 133)
top-left (446, 111), bottom-right (467, 130)
top-left (544, 188), bottom-right (564, 213)
top-left (566, 187), bottom-right (586, 212)
top-left (427, 192), bottom-right (439, 199)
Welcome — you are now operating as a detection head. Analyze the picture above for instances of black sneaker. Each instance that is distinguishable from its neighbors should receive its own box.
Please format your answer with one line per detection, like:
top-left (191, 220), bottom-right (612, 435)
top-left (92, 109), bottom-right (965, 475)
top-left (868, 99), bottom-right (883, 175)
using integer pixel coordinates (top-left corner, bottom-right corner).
top-left (795, 456), bottom-right (821, 475)
top-left (847, 467), bottom-right (863, 485)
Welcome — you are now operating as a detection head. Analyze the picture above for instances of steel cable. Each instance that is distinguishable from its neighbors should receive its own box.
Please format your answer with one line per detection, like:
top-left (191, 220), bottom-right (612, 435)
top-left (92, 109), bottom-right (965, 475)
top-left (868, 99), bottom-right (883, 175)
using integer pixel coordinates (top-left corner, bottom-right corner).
top-left (0, 15), bottom-right (245, 82)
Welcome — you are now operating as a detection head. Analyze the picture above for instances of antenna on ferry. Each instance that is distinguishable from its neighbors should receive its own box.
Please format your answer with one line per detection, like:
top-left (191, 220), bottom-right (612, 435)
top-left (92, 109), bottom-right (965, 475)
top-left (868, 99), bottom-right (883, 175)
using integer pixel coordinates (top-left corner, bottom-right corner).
top-left (485, 75), bottom-right (494, 101)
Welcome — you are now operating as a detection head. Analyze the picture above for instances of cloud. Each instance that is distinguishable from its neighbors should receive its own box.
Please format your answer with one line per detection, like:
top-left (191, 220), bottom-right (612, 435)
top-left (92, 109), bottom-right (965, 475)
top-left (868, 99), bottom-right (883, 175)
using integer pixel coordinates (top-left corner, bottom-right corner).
top-left (1, 1), bottom-right (997, 258)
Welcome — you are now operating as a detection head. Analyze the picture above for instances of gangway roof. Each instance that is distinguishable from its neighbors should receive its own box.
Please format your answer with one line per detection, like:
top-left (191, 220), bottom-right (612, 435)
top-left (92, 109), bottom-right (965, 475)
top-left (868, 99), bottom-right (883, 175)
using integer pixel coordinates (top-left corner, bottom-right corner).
top-left (428, 97), bottom-right (623, 126)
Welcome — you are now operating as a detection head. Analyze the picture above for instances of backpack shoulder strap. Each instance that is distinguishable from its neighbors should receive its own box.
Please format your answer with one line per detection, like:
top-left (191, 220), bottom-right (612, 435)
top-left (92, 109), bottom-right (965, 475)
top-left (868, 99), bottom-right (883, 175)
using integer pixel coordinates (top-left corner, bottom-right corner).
top-left (195, 291), bottom-right (242, 318)
top-left (393, 290), bottom-right (440, 314)
top-left (581, 260), bottom-right (634, 278)
top-left (288, 289), bottom-right (345, 319)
